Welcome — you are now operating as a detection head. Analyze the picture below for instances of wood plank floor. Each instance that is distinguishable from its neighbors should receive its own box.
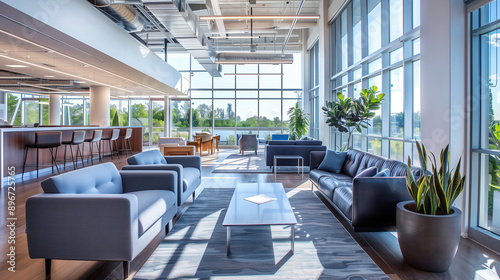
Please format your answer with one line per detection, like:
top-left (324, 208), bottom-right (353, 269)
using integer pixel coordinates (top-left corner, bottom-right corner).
top-left (0, 147), bottom-right (499, 280)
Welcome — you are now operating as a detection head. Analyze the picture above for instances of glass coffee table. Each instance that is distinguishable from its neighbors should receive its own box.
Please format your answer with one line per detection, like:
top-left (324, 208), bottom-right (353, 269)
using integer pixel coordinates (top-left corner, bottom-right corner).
top-left (223, 182), bottom-right (298, 256)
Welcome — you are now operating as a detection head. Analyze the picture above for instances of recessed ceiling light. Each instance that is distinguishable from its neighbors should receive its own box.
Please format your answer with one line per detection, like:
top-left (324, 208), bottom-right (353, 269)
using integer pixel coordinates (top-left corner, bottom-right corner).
top-left (74, 81), bottom-right (86, 84)
top-left (5, 64), bottom-right (28, 68)
top-left (44, 75), bottom-right (55, 78)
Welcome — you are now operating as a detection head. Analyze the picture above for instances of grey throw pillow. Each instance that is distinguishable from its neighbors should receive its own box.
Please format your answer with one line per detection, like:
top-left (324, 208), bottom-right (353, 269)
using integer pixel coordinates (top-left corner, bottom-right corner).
top-left (354, 166), bottom-right (378, 179)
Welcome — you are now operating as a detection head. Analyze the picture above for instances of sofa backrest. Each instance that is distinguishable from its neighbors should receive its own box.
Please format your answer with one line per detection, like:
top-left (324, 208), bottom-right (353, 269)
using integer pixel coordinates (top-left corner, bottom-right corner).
top-left (267, 140), bottom-right (323, 146)
top-left (296, 140), bottom-right (323, 145)
top-left (267, 140), bottom-right (294, 145)
top-left (41, 162), bottom-right (123, 194)
top-left (341, 149), bottom-right (366, 178)
top-left (127, 149), bottom-right (167, 165)
top-left (356, 153), bottom-right (387, 175)
top-left (382, 159), bottom-right (410, 176)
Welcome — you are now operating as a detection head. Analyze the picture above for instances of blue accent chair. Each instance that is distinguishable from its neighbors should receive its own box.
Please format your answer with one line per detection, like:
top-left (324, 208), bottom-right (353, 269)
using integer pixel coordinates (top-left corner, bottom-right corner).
top-left (271, 134), bottom-right (290, 140)
top-left (26, 162), bottom-right (178, 278)
top-left (123, 150), bottom-right (202, 206)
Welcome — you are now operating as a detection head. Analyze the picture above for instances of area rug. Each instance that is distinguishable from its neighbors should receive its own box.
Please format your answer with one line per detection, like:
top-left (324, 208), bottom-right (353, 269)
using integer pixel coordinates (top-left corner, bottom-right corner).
top-left (213, 151), bottom-right (310, 174)
top-left (212, 150), bottom-right (272, 173)
top-left (133, 188), bottom-right (389, 280)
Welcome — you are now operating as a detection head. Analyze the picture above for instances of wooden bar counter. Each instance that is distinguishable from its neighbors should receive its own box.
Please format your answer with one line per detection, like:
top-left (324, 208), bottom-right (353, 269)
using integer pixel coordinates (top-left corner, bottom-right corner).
top-left (0, 126), bottom-right (143, 187)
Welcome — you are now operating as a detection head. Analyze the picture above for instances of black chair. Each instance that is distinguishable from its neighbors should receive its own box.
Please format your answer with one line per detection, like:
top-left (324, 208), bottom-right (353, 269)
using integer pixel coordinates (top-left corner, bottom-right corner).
top-left (22, 131), bottom-right (61, 180)
top-left (62, 130), bottom-right (86, 169)
top-left (119, 128), bottom-right (133, 156)
top-left (101, 128), bottom-right (120, 159)
top-left (83, 130), bottom-right (103, 165)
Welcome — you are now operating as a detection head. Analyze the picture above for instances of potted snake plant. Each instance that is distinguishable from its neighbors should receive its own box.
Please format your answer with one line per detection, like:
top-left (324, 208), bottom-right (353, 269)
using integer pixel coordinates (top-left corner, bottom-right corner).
top-left (397, 142), bottom-right (465, 272)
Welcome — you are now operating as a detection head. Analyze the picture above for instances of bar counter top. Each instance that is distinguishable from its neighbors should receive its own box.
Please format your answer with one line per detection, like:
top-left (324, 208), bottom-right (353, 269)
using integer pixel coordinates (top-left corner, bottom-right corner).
top-left (0, 126), bottom-right (143, 187)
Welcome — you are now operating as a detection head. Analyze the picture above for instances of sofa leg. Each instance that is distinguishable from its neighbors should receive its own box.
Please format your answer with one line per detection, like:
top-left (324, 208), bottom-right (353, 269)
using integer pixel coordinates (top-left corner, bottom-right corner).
top-left (123, 261), bottom-right (129, 279)
top-left (165, 221), bottom-right (173, 235)
top-left (192, 191), bottom-right (196, 201)
top-left (45, 259), bottom-right (51, 278)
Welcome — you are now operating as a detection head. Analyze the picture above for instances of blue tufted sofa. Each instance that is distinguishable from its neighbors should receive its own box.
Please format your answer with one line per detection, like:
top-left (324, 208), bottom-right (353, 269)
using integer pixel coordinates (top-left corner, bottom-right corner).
top-left (25, 162), bottom-right (178, 278)
top-left (123, 149), bottom-right (201, 206)
top-left (309, 149), bottom-right (423, 231)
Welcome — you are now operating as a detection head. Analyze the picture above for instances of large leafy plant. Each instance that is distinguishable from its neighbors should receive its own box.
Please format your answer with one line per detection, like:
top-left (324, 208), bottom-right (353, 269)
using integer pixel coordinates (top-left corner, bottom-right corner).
top-left (287, 103), bottom-right (310, 140)
top-left (405, 142), bottom-right (465, 215)
top-left (322, 86), bottom-right (384, 150)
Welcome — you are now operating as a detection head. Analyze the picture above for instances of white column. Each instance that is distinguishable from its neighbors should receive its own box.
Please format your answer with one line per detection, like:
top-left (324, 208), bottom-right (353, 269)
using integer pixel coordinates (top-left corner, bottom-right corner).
top-left (317, 0), bottom-right (331, 146)
top-left (89, 86), bottom-right (110, 126)
top-left (49, 95), bottom-right (61, 125)
top-left (420, 0), bottom-right (467, 232)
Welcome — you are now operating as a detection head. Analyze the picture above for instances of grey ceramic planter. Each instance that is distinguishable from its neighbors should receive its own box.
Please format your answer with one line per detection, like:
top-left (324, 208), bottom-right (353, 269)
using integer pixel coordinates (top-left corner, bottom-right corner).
top-left (396, 201), bottom-right (462, 273)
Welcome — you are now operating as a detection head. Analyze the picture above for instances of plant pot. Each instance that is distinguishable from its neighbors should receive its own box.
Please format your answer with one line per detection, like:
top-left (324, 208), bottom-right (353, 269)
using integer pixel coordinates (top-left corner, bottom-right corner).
top-left (396, 201), bottom-right (462, 273)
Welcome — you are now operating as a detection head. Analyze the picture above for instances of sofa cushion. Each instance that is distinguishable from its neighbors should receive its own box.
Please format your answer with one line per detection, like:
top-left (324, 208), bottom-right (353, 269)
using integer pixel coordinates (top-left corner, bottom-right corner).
top-left (374, 168), bottom-right (391, 177)
top-left (129, 190), bottom-right (176, 235)
top-left (127, 150), bottom-right (167, 165)
top-left (318, 150), bottom-right (347, 173)
top-left (318, 177), bottom-right (352, 201)
top-left (354, 166), bottom-right (378, 178)
top-left (300, 136), bottom-right (315, 140)
top-left (381, 160), bottom-right (408, 176)
top-left (332, 187), bottom-right (353, 221)
top-left (183, 167), bottom-right (201, 192)
top-left (268, 140), bottom-right (295, 145)
top-left (296, 140), bottom-right (323, 145)
top-left (41, 162), bottom-right (123, 194)
top-left (341, 149), bottom-right (366, 178)
top-left (356, 153), bottom-right (387, 175)
top-left (309, 169), bottom-right (335, 184)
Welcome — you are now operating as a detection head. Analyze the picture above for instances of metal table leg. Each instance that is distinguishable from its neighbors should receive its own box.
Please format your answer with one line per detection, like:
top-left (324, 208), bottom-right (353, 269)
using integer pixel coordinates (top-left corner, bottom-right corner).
top-left (274, 157), bottom-right (277, 182)
top-left (226, 226), bottom-right (231, 256)
top-left (291, 225), bottom-right (295, 254)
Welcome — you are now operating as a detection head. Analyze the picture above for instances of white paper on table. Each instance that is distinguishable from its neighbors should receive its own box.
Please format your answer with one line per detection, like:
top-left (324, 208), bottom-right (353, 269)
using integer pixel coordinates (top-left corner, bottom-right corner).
top-left (244, 194), bottom-right (277, 204)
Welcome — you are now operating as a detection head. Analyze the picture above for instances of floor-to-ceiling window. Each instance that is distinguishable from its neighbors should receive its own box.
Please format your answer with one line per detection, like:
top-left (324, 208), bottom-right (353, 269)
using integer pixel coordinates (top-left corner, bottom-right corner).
top-left (330, 0), bottom-right (420, 160)
top-left (168, 52), bottom-right (303, 145)
top-left (309, 42), bottom-right (320, 139)
top-left (471, 0), bottom-right (500, 253)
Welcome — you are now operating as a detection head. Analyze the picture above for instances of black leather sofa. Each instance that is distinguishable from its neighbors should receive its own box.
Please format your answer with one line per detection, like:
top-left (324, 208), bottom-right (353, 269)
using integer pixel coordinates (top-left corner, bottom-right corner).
top-left (309, 149), bottom-right (423, 232)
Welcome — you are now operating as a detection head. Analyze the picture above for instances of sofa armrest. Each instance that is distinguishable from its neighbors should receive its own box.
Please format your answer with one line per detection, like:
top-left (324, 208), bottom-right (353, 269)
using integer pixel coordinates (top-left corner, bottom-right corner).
top-left (25, 193), bottom-right (138, 260)
top-left (164, 156), bottom-right (201, 171)
top-left (351, 177), bottom-right (411, 229)
top-left (310, 151), bottom-right (327, 170)
top-left (119, 170), bottom-right (178, 195)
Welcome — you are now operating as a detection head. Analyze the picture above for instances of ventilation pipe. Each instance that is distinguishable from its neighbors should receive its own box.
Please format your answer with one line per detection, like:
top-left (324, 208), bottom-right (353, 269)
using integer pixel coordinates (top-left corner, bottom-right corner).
top-left (88, 0), bottom-right (146, 32)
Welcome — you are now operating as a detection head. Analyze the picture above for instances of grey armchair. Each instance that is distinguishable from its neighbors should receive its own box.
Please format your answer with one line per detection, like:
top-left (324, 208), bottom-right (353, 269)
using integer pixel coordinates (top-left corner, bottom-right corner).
top-left (25, 162), bottom-right (178, 278)
top-left (239, 134), bottom-right (258, 155)
top-left (123, 149), bottom-right (202, 205)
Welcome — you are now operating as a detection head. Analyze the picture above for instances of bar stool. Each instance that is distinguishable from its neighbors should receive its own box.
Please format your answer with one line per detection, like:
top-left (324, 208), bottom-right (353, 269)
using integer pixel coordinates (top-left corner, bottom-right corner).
top-left (84, 130), bottom-right (103, 165)
top-left (101, 128), bottom-right (120, 159)
top-left (62, 130), bottom-right (86, 170)
top-left (119, 128), bottom-right (133, 156)
top-left (22, 131), bottom-right (62, 180)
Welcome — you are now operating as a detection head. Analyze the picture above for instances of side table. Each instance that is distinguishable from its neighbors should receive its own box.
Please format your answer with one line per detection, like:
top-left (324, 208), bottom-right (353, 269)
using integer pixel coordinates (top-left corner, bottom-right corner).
top-left (273, 155), bottom-right (304, 182)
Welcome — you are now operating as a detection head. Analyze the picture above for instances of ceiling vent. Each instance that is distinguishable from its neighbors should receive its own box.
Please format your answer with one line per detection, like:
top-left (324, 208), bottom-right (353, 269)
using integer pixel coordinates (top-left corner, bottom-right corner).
top-left (215, 53), bottom-right (293, 64)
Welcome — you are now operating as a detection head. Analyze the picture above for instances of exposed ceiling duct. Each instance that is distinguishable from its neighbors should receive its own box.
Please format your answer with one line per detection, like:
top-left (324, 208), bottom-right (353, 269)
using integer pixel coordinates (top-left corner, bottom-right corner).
top-left (216, 53), bottom-right (293, 64)
top-left (209, 21), bottom-right (316, 34)
top-left (88, 0), bottom-right (147, 32)
top-left (145, 0), bottom-right (222, 76)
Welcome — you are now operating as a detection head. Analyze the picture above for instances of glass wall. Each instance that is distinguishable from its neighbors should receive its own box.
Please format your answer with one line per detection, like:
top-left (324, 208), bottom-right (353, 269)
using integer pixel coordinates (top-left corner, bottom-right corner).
top-left (309, 41), bottom-right (320, 139)
top-left (168, 53), bottom-right (303, 145)
top-left (471, 0), bottom-right (500, 252)
top-left (131, 99), bottom-right (150, 145)
top-left (330, 0), bottom-right (420, 160)
top-left (110, 99), bottom-right (129, 126)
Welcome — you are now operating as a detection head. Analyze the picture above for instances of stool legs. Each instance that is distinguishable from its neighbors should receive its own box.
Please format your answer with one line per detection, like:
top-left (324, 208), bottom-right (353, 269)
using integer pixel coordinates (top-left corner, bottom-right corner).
top-left (21, 147), bottom-right (60, 180)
